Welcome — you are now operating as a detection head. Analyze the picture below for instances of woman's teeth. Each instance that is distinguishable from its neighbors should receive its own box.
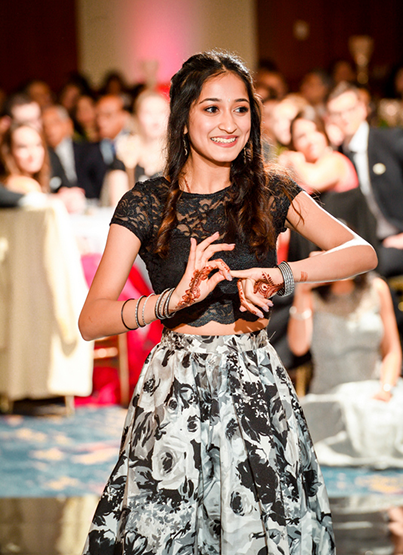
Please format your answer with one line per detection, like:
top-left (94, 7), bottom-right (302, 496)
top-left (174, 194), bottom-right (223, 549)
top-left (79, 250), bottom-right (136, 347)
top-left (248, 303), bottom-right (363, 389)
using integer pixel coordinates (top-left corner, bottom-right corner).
top-left (211, 137), bottom-right (236, 144)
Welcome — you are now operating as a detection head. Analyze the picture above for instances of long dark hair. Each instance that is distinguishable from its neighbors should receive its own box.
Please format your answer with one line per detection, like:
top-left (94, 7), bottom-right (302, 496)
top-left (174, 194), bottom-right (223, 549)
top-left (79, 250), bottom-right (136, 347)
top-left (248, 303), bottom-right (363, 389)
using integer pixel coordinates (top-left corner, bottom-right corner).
top-left (155, 50), bottom-right (296, 258)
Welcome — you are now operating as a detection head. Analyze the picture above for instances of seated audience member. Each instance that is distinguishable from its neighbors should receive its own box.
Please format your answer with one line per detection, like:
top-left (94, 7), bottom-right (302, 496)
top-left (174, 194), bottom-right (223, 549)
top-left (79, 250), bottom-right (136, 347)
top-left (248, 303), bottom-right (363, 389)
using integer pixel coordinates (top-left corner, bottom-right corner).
top-left (125, 89), bottom-right (169, 182)
top-left (327, 81), bottom-right (403, 278)
top-left (299, 69), bottom-right (332, 116)
top-left (25, 79), bottom-right (53, 109)
top-left (99, 70), bottom-right (132, 110)
top-left (261, 96), bottom-right (279, 162)
top-left (101, 90), bottom-right (169, 206)
top-left (96, 94), bottom-right (131, 165)
top-left (58, 72), bottom-right (93, 117)
top-left (42, 105), bottom-right (106, 200)
top-left (1, 93), bottom-right (42, 133)
top-left (269, 95), bottom-right (309, 155)
top-left (73, 94), bottom-right (99, 142)
top-left (254, 58), bottom-right (288, 100)
top-left (288, 267), bottom-right (403, 468)
top-left (0, 123), bottom-right (49, 194)
top-left (329, 59), bottom-right (356, 85)
top-left (279, 106), bottom-right (358, 194)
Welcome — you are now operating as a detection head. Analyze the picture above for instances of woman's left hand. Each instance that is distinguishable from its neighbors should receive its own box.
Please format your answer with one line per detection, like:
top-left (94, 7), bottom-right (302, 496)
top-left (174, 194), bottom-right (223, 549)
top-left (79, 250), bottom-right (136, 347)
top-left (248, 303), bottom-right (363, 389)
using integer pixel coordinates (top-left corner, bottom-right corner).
top-left (373, 388), bottom-right (393, 403)
top-left (230, 267), bottom-right (283, 318)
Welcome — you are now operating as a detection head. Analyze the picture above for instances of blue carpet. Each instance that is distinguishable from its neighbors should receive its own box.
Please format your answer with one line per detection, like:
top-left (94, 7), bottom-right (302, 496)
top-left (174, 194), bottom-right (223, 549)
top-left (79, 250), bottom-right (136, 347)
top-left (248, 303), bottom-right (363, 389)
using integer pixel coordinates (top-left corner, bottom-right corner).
top-left (0, 406), bottom-right (126, 497)
top-left (1, 406), bottom-right (403, 499)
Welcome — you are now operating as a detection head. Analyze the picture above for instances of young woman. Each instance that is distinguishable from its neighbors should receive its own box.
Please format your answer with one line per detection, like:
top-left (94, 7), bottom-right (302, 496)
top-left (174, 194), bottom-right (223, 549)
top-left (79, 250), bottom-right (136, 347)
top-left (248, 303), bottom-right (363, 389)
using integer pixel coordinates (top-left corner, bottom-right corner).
top-left (278, 106), bottom-right (358, 194)
top-left (0, 123), bottom-right (49, 193)
top-left (79, 51), bottom-right (377, 555)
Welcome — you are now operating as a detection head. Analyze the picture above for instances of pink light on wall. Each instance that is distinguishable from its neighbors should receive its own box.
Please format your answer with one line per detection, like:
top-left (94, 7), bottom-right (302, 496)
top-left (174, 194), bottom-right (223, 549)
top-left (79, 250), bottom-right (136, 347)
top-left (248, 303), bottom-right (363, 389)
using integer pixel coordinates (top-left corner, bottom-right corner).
top-left (119, 0), bottom-right (202, 84)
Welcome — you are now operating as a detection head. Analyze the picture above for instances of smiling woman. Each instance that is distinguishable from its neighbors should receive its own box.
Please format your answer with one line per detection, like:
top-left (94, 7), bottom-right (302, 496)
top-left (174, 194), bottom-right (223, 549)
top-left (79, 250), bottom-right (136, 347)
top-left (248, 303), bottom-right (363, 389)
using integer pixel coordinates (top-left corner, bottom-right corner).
top-left (0, 123), bottom-right (50, 193)
top-left (79, 50), bottom-right (377, 555)
top-left (183, 72), bottom-right (251, 173)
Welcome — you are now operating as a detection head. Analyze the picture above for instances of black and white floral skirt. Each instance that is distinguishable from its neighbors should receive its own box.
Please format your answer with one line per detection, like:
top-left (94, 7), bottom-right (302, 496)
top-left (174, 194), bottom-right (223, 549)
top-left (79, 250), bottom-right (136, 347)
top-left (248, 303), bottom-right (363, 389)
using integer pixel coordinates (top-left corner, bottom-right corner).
top-left (83, 328), bottom-right (335, 555)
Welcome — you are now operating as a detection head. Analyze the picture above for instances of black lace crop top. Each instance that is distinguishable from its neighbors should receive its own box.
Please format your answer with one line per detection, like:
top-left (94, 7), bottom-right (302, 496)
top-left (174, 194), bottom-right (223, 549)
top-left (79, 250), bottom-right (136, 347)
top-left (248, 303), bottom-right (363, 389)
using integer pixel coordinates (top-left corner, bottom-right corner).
top-left (111, 176), bottom-right (302, 328)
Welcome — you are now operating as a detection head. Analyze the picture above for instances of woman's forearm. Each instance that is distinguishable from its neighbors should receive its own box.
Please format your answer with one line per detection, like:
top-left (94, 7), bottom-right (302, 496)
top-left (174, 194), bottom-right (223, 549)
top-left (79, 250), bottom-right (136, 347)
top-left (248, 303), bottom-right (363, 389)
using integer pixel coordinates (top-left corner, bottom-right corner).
top-left (287, 239), bottom-right (377, 284)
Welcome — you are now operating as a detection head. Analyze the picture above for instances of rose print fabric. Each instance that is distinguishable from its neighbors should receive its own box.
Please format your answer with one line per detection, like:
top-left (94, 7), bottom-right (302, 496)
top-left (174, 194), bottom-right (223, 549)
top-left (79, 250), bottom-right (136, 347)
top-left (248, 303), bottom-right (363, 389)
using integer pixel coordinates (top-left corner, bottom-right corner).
top-left (83, 329), bottom-right (335, 555)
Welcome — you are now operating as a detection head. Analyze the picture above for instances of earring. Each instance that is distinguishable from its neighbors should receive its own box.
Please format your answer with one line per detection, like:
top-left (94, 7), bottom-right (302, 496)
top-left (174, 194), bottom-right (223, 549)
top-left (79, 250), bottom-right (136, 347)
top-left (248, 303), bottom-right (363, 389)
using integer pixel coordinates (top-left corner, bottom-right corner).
top-left (183, 135), bottom-right (188, 157)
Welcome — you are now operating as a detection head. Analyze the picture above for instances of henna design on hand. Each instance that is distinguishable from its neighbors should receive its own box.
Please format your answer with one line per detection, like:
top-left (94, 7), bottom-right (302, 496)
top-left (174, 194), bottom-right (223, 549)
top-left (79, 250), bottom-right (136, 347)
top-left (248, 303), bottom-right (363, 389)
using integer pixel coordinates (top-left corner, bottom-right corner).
top-left (300, 271), bottom-right (308, 282)
top-left (254, 273), bottom-right (282, 299)
top-left (177, 267), bottom-right (211, 308)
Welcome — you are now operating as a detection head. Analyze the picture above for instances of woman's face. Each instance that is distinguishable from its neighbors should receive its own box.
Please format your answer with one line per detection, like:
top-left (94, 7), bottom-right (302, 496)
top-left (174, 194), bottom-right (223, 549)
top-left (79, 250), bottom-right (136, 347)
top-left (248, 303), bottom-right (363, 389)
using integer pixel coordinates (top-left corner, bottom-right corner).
top-left (11, 126), bottom-right (45, 176)
top-left (76, 96), bottom-right (96, 127)
top-left (186, 72), bottom-right (251, 167)
top-left (292, 118), bottom-right (328, 162)
top-left (137, 95), bottom-right (169, 140)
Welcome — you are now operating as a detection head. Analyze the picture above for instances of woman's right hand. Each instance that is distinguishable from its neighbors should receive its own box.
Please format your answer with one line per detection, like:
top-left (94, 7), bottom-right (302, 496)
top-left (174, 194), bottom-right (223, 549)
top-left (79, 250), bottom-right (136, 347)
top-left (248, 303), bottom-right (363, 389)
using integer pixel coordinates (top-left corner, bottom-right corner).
top-left (169, 232), bottom-right (235, 312)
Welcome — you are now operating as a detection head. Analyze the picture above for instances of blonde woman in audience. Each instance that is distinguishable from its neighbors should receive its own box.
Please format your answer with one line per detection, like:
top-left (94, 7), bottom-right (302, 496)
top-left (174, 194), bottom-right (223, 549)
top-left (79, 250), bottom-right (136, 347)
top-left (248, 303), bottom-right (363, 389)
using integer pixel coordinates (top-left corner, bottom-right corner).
top-left (0, 123), bottom-right (49, 194)
top-left (117, 89), bottom-right (169, 183)
top-left (102, 90), bottom-right (170, 207)
top-left (279, 106), bottom-right (358, 194)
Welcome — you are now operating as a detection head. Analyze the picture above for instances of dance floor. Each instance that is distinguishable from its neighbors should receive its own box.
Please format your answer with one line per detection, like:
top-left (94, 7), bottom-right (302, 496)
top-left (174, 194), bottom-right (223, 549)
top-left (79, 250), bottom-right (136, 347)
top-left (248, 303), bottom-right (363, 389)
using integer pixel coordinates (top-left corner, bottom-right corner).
top-left (0, 404), bottom-right (402, 554)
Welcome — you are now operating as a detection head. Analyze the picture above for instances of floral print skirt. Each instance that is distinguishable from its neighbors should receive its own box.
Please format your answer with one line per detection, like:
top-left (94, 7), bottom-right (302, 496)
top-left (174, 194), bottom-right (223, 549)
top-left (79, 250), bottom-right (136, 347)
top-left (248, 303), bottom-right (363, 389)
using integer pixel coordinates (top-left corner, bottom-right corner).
top-left (83, 328), bottom-right (335, 555)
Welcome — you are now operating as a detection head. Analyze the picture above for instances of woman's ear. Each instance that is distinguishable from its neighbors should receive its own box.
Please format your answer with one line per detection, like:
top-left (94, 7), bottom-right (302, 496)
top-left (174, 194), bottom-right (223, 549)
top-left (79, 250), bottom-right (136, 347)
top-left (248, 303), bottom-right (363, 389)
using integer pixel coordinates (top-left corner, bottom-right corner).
top-left (184, 125), bottom-right (188, 134)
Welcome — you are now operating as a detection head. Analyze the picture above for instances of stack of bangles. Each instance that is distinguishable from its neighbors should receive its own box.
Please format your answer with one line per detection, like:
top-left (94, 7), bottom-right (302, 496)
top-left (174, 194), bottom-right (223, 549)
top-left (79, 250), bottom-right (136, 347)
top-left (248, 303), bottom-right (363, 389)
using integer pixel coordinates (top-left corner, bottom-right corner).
top-left (120, 288), bottom-right (176, 331)
top-left (276, 261), bottom-right (295, 297)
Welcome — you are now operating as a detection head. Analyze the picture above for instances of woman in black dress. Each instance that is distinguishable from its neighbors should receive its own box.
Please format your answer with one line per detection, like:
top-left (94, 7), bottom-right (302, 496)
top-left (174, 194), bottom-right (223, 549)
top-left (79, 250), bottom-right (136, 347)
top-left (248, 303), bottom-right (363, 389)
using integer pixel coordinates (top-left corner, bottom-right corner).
top-left (79, 50), bottom-right (377, 554)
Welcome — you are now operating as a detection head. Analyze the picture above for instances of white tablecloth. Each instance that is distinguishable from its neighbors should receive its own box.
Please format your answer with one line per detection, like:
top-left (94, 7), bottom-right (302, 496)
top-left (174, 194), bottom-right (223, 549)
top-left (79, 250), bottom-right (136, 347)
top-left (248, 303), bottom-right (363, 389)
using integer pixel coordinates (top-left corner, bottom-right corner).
top-left (0, 200), bottom-right (93, 400)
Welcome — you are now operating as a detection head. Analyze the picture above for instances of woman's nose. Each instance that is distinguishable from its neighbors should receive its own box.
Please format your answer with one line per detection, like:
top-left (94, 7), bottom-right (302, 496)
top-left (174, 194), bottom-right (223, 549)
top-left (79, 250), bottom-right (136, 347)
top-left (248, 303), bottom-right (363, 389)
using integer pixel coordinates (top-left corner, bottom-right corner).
top-left (218, 110), bottom-right (237, 133)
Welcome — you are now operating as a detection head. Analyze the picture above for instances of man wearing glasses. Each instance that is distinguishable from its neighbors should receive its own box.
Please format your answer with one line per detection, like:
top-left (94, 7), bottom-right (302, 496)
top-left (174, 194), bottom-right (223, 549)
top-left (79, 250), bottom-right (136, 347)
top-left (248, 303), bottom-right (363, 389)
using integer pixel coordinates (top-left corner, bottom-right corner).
top-left (327, 81), bottom-right (403, 279)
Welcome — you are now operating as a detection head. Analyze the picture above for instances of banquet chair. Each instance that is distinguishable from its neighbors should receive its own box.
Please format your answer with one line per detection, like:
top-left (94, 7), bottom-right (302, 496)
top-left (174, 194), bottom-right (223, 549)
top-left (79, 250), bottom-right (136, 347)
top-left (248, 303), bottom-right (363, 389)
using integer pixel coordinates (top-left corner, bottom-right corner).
top-left (93, 334), bottom-right (130, 406)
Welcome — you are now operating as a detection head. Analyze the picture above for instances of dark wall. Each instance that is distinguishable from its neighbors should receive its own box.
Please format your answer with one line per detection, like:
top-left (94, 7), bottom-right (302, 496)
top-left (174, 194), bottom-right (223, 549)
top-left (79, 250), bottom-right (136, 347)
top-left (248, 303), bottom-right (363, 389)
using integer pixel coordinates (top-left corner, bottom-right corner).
top-left (0, 0), bottom-right (78, 93)
top-left (257, 0), bottom-right (403, 93)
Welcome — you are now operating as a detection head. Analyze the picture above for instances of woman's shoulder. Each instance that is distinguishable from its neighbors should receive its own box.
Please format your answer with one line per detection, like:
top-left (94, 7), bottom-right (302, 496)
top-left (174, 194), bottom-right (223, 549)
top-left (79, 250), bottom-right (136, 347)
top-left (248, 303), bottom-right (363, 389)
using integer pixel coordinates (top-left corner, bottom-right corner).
top-left (123, 175), bottom-right (169, 202)
top-left (266, 166), bottom-right (303, 201)
top-left (5, 175), bottom-right (42, 194)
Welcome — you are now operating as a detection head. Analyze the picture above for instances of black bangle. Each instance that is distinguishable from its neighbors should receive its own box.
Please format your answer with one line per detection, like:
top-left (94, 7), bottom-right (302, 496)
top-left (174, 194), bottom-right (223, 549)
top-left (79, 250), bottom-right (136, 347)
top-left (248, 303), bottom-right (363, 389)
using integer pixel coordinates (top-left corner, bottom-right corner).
top-left (163, 288), bottom-right (176, 318)
top-left (121, 298), bottom-right (136, 331)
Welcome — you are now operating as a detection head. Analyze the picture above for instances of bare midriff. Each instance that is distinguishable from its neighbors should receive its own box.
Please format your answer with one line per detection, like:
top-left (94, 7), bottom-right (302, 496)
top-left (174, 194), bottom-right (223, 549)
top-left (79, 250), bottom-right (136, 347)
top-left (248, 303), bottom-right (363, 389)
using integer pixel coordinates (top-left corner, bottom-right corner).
top-left (171, 317), bottom-right (270, 336)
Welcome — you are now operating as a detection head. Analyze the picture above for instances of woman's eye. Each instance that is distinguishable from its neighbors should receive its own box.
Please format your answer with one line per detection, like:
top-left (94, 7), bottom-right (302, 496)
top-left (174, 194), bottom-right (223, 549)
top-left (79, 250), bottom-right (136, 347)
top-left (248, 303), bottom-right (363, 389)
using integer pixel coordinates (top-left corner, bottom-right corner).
top-left (205, 106), bottom-right (218, 113)
top-left (235, 106), bottom-right (249, 113)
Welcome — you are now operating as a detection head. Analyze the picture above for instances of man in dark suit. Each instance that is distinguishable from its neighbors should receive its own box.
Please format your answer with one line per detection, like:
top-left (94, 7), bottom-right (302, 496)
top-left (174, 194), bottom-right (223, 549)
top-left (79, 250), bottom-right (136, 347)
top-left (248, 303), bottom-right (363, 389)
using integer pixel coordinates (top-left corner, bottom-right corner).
top-left (42, 105), bottom-right (107, 200)
top-left (326, 81), bottom-right (403, 278)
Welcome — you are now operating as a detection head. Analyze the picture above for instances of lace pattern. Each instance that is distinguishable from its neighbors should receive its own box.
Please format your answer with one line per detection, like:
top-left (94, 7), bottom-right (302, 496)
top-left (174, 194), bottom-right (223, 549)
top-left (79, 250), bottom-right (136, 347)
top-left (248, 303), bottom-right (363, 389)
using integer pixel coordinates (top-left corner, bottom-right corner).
top-left (111, 177), bottom-right (302, 327)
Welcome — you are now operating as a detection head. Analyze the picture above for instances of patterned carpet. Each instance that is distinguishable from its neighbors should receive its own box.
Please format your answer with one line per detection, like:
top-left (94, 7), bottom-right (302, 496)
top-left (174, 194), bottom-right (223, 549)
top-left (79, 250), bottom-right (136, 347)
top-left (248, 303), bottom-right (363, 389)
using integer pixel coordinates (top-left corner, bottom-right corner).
top-left (1, 405), bottom-right (403, 500)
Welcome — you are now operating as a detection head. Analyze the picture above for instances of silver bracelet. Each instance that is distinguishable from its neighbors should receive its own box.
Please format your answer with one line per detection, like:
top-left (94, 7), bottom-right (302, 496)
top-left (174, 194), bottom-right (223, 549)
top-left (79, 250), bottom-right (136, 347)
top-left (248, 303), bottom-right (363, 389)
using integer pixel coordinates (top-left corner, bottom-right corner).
top-left (135, 295), bottom-right (146, 328)
top-left (155, 288), bottom-right (170, 320)
top-left (382, 383), bottom-right (394, 393)
top-left (163, 288), bottom-right (176, 319)
top-left (277, 261), bottom-right (295, 297)
top-left (289, 306), bottom-right (312, 320)
top-left (141, 293), bottom-right (154, 326)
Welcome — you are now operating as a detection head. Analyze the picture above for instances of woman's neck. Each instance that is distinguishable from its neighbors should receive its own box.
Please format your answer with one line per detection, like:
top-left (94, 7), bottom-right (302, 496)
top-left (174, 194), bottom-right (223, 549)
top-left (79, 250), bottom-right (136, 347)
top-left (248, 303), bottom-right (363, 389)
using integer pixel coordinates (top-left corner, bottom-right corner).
top-left (182, 157), bottom-right (232, 194)
top-left (330, 279), bottom-right (355, 296)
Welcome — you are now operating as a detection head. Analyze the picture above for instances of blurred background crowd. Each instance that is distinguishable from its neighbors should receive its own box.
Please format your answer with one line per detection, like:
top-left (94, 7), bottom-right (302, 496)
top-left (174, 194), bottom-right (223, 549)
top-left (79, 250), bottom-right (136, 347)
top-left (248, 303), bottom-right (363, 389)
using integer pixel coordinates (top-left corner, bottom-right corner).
top-left (1, 0), bottom-right (403, 414)
top-left (2, 2), bottom-right (403, 552)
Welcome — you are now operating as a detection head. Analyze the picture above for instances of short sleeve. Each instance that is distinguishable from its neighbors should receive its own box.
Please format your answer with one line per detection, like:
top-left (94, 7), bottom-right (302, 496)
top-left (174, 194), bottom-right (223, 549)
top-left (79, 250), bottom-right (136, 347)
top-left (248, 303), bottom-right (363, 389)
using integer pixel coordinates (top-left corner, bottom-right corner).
top-left (269, 177), bottom-right (303, 233)
top-left (110, 182), bottom-right (152, 244)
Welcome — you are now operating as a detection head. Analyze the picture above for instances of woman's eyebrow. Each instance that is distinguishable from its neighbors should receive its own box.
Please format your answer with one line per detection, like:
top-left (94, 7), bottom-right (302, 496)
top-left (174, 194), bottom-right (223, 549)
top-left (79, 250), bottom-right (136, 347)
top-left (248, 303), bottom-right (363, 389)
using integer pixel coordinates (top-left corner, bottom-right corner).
top-left (198, 97), bottom-right (250, 104)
